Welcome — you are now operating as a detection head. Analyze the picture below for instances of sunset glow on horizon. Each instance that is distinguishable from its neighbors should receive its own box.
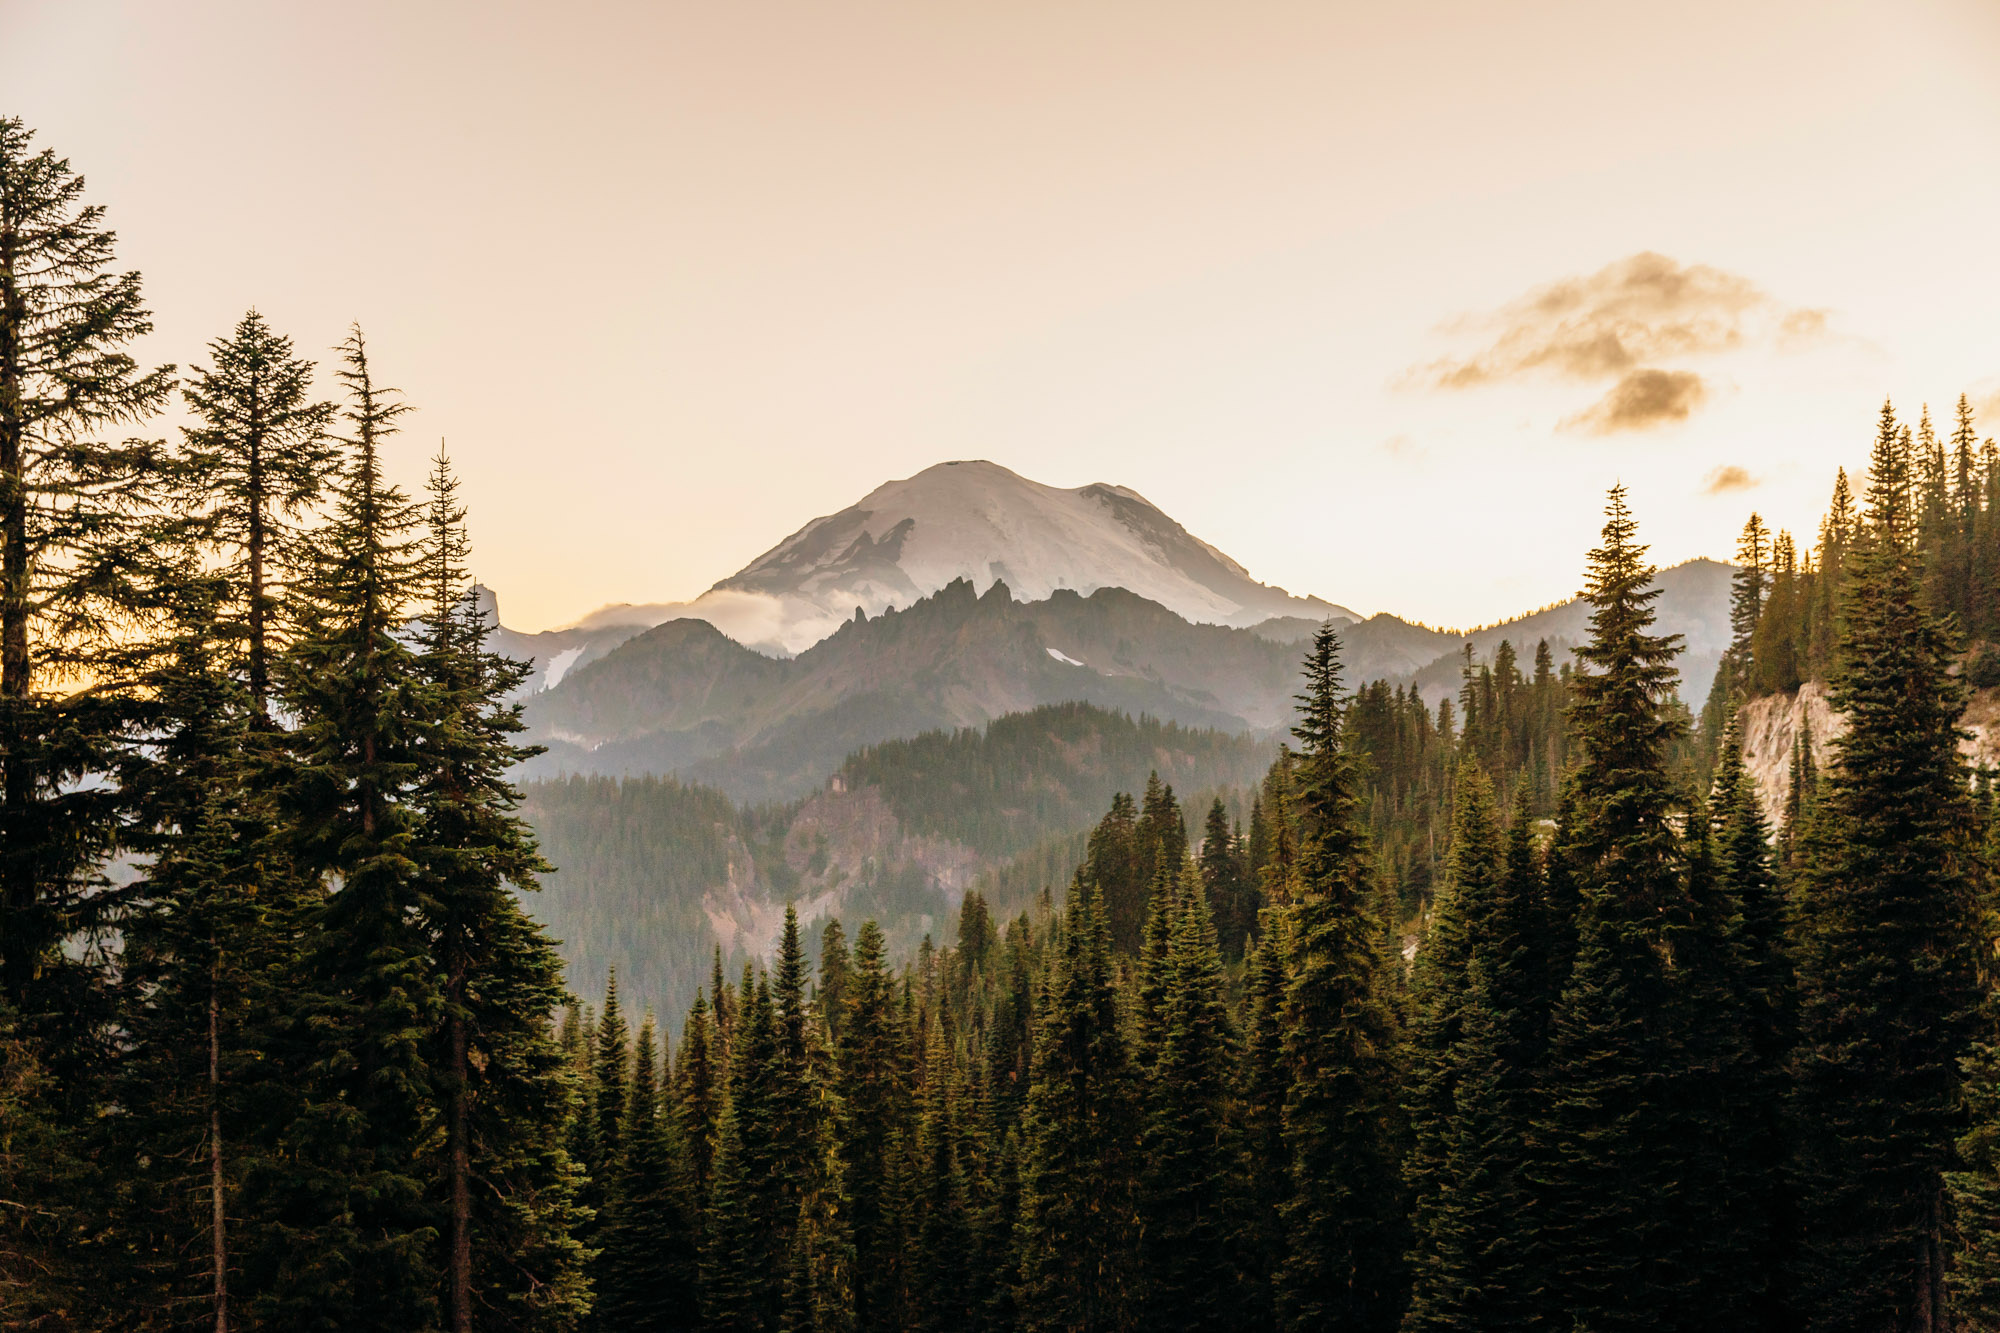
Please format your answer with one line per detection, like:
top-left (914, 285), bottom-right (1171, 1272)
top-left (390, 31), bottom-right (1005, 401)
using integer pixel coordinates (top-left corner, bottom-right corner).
top-left (5, 0), bottom-right (1998, 631)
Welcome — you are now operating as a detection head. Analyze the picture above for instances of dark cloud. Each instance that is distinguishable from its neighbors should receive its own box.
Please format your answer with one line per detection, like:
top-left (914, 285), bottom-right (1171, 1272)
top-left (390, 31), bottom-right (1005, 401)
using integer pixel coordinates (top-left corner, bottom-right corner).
top-left (1561, 368), bottom-right (1707, 435)
top-left (1701, 464), bottom-right (1760, 495)
top-left (1408, 252), bottom-right (1822, 430)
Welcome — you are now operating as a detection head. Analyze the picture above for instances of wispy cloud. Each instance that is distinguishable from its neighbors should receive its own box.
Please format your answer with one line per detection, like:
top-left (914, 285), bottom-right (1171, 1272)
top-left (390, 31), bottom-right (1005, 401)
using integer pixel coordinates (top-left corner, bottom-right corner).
top-left (1381, 432), bottom-right (1425, 461)
top-left (1406, 252), bottom-right (1827, 433)
top-left (1701, 463), bottom-right (1760, 495)
top-left (1562, 369), bottom-right (1708, 435)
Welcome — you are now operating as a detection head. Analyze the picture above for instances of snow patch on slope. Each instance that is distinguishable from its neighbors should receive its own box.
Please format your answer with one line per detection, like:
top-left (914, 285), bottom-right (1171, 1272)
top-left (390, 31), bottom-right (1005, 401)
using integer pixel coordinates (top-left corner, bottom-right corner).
top-left (541, 645), bottom-right (586, 691)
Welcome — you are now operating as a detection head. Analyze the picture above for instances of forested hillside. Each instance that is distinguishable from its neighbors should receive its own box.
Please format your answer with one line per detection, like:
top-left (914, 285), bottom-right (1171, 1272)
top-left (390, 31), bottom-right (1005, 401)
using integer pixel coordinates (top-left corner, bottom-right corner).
top-left (524, 702), bottom-right (1273, 1012)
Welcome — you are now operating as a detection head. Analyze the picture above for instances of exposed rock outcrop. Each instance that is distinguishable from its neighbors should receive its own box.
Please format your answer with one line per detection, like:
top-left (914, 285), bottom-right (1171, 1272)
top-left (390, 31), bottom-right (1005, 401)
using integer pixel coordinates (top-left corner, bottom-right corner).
top-left (1737, 682), bottom-right (2000, 827)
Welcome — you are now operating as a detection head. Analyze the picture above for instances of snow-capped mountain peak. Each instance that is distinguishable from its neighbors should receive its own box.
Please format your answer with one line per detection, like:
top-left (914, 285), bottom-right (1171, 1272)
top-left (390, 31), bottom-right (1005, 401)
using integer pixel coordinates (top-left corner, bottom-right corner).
top-left (707, 460), bottom-right (1347, 651)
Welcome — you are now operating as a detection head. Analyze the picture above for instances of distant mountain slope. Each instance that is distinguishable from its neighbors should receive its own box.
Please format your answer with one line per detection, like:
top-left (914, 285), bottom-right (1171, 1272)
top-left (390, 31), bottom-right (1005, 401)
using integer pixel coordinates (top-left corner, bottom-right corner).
top-left (1404, 558), bottom-right (1733, 704)
top-left (478, 586), bottom-right (648, 698)
top-left (522, 579), bottom-right (1304, 801)
top-left (518, 561), bottom-right (1734, 802)
top-left (523, 701), bottom-right (1272, 1011)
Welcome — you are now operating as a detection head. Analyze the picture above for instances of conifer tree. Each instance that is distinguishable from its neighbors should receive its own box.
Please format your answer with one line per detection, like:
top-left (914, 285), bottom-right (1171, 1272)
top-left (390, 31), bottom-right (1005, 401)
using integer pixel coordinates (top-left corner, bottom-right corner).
top-left (837, 919), bottom-right (912, 1327)
top-left (413, 451), bottom-right (586, 1330)
top-left (1402, 763), bottom-right (1502, 1331)
top-left (1135, 855), bottom-right (1180, 1067)
top-left (1533, 485), bottom-right (1706, 1330)
top-left (770, 907), bottom-right (834, 1283)
top-left (257, 327), bottom-right (442, 1327)
top-left (1790, 400), bottom-right (1984, 1330)
top-left (781, 1164), bottom-right (858, 1333)
top-left (1274, 625), bottom-right (1408, 1333)
top-left (1199, 796), bottom-right (1255, 958)
top-left (593, 1015), bottom-right (699, 1332)
top-left (1236, 919), bottom-right (1293, 1328)
top-left (1409, 785), bottom-right (1552, 1330)
top-left (1710, 718), bottom-right (1796, 1328)
top-left (957, 890), bottom-right (995, 975)
top-left (706, 974), bottom-right (784, 1329)
top-left (1138, 859), bottom-right (1238, 1332)
top-left (1670, 796), bottom-right (1769, 1328)
top-left (1701, 513), bottom-right (1769, 765)
top-left (1015, 878), bottom-right (1139, 1332)
top-left (179, 308), bottom-right (337, 718)
top-left (0, 116), bottom-right (174, 1075)
top-left (107, 564), bottom-right (288, 1330)
top-left (713, 947), bottom-right (738, 1064)
top-left (679, 990), bottom-right (724, 1216)
top-left (594, 971), bottom-right (631, 1191)
top-left (818, 918), bottom-right (850, 1043)
top-left (911, 1018), bottom-right (973, 1331)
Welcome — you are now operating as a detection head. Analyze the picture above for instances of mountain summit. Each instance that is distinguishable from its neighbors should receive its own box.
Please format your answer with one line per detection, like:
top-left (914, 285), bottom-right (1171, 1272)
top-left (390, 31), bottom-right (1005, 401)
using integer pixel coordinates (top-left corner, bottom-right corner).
top-left (689, 460), bottom-right (1349, 652)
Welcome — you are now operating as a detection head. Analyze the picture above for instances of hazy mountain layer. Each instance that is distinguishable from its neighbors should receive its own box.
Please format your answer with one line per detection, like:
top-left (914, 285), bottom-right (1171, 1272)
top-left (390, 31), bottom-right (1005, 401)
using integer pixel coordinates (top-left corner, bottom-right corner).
top-left (519, 561), bottom-right (1732, 803)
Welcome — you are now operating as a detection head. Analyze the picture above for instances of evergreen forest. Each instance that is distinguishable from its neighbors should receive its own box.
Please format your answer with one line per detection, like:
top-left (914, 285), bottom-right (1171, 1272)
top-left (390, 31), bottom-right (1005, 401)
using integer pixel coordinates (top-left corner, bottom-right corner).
top-left (12, 112), bottom-right (2000, 1333)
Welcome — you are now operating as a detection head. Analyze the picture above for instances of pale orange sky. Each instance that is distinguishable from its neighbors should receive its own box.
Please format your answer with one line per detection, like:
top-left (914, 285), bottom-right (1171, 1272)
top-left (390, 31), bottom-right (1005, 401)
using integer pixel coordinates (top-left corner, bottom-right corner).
top-left (5, 0), bottom-right (1999, 632)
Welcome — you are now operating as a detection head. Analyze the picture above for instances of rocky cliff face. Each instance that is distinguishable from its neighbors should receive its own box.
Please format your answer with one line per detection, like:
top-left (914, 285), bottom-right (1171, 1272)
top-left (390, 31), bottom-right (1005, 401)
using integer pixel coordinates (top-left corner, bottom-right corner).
top-left (1737, 682), bottom-right (2000, 827)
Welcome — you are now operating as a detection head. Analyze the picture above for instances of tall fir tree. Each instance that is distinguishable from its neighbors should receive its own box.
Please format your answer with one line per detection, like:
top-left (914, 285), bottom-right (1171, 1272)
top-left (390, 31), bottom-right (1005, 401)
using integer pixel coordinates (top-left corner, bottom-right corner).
top-left (1531, 486), bottom-right (1712, 1331)
top-left (1709, 717), bottom-right (1796, 1329)
top-left (836, 918), bottom-right (911, 1328)
top-left (1415, 785), bottom-right (1555, 1330)
top-left (1789, 400), bottom-right (1984, 1330)
top-left (592, 1014), bottom-right (699, 1332)
top-left (1236, 916), bottom-right (1294, 1330)
top-left (1015, 878), bottom-right (1140, 1333)
top-left (107, 560), bottom-right (287, 1331)
top-left (0, 116), bottom-right (173, 1084)
top-left (262, 326), bottom-right (440, 1328)
top-left (1137, 858), bottom-right (1239, 1332)
top-left (706, 973), bottom-right (784, 1330)
top-left (414, 450), bottom-right (586, 1330)
top-left (178, 308), bottom-right (337, 719)
top-left (593, 971), bottom-right (631, 1196)
top-left (1273, 625), bottom-right (1408, 1333)
top-left (679, 989), bottom-right (724, 1220)
top-left (910, 1016), bottom-right (973, 1331)
top-left (1199, 796), bottom-right (1255, 959)
top-left (1402, 762), bottom-right (1503, 1331)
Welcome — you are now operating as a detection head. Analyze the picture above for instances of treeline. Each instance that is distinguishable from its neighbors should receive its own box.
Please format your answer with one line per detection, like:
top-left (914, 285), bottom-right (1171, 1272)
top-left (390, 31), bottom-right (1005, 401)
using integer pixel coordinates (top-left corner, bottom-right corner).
top-left (1703, 397), bottom-right (2000, 728)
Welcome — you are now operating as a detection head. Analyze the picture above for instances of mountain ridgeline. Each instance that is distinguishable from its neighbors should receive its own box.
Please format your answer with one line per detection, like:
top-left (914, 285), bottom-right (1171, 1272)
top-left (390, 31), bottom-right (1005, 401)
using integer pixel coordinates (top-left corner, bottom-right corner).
top-left (515, 561), bottom-right (1732, 805)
